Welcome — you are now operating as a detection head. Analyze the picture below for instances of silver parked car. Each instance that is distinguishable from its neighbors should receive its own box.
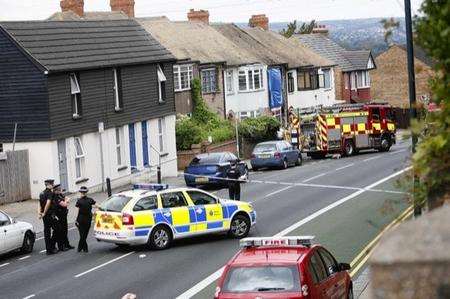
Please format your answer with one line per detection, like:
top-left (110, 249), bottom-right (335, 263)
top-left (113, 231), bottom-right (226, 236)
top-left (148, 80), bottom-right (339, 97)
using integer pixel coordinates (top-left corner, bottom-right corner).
top-left (250, 141), bottom-right (302, 171)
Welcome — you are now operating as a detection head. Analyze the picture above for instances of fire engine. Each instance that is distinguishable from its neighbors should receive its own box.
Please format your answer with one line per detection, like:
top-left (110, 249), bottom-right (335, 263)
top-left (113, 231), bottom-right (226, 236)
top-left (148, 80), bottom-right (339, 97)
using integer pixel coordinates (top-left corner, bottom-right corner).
top-left (287, 102), bottom-right (396, 159)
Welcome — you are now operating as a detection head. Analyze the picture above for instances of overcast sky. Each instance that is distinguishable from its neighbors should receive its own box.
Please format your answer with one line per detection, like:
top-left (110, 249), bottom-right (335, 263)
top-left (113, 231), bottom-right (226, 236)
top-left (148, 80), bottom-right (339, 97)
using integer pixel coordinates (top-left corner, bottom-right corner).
top-left (0, 0), bottom-right (424, 22)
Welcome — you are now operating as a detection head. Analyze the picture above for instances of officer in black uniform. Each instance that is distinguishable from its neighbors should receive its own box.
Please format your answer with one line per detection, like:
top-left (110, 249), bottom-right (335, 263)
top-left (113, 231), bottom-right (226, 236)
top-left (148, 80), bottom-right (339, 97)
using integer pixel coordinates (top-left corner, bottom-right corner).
top-left (53, 184), bottom-right (74, 251)
top-left (39, 179), bottom-right (58, 255)
top-left (227, 161), bottom-right (241, 201)
top-left (75, 187), bottom-right (96, 253)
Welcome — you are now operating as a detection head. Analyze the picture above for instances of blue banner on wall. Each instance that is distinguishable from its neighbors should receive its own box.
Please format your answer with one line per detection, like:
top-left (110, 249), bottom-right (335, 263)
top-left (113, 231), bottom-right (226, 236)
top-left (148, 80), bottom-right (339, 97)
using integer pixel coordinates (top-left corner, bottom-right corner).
top-left (268, 68), bottom-right (283, 109)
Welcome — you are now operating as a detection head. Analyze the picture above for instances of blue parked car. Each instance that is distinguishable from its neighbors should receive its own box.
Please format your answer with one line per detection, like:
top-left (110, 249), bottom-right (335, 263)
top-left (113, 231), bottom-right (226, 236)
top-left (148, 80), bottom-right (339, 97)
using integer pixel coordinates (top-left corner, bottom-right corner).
top-left (184, 152), bottom-right (248, 187)
top-left (250, 141), bottom-right (302, 170)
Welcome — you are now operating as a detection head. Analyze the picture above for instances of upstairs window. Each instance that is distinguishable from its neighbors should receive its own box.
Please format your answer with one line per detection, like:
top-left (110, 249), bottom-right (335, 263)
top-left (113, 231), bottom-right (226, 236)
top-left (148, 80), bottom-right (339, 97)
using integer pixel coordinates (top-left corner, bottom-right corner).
top-left (238, 66), bottom-right (264, 92)
top-left (157, 64), bottom-right (167, 103)
top-left (225, 70), bottom-right (234, 94)
top-left (201, 68), bottom-right (217, 93)
top-left (356, 70), bottom-right (370, 88)
top-left (113, 68), bottom-right (123, 111)
top-left (70, 73), bottom-right (82, 118)
top-left (174, 64), bottom-right (193, 91)
top-left (287, 71), bottom-right (295, 93)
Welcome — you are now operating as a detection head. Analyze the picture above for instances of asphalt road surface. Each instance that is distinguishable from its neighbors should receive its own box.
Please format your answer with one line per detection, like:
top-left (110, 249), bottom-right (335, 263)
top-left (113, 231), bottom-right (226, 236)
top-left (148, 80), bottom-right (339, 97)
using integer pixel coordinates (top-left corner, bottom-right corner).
top-left (0, 140), bottom-right (411, 299)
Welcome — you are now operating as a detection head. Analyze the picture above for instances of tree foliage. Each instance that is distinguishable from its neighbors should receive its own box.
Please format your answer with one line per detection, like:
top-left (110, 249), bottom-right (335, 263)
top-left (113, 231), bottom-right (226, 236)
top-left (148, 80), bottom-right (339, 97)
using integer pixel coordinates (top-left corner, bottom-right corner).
top-left (381, 17), bottom-right (400, 45)
top-left (238, 116), bottom-right (281, 143)
top-left (279, 20), bottom-right (316, 38)
top-left (411, 0), bottom-right (450, 207)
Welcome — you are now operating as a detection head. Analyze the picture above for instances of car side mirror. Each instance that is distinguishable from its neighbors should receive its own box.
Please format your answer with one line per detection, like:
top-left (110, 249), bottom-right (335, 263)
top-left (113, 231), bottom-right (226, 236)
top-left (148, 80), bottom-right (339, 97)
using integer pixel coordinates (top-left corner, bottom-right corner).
top-left (339, 263), bottom-right (351, 271)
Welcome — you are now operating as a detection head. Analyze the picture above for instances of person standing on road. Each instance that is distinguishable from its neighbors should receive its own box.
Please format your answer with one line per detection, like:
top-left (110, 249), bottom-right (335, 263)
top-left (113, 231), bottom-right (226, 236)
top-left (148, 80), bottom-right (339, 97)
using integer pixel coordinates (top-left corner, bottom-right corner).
top-left (39, 179), bottom-right (58, 255)
top-left (53, 184), bottom-right (74, 251)
top-left (227, 161), bottom-right (241, 201)
top-left (75, 186), bottom-right (96, 253)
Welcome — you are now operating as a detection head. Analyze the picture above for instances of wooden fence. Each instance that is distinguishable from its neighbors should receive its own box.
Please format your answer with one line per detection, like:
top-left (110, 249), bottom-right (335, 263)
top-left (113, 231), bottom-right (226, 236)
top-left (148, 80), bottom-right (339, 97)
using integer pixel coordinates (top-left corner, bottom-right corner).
top-left (0, 150), bottom-right (31, 205)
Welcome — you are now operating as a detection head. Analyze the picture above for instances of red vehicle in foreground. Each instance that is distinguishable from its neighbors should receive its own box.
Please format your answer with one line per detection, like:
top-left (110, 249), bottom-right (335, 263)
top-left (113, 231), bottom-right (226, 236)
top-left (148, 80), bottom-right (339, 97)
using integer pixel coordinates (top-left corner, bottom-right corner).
top-left (215, 237), bottom-right (353, 299)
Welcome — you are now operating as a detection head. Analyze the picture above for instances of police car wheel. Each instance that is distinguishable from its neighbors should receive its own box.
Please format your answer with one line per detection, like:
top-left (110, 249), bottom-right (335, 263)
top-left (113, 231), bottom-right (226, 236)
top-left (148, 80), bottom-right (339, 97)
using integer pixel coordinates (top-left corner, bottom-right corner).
top-left (295, 154), bottom-right (303, 166)
top-left (149, 226), bottom-right (172, 250)
top-left (229, 215), bottom-right (250, 239)
top-left (282, 159), bottom-right (288, 169)
top-left (21, 231), bottom-right (34, 253)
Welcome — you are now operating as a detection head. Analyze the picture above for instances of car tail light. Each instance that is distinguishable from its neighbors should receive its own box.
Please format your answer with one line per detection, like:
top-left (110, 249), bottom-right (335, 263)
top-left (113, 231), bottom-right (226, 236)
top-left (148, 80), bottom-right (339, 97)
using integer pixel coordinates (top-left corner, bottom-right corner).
top-left (122, 213), bottom-right (134, 225)
top-left (214, 286), bottom-right (221, 298)
top-left (274, 152), bottom-right (282, 158)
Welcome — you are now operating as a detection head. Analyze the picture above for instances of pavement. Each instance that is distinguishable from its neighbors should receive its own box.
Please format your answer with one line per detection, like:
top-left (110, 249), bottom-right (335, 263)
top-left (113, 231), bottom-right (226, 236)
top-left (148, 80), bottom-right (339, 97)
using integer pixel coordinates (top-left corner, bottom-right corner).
top-left (0, 137), bottom-right (411, 299)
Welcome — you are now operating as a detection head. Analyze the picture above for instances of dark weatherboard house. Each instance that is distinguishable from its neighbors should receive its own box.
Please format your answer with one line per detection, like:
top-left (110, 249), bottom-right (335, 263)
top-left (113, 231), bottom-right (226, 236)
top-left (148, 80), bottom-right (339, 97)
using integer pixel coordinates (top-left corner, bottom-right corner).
top-left (0, 19), bottom-right (178, 198)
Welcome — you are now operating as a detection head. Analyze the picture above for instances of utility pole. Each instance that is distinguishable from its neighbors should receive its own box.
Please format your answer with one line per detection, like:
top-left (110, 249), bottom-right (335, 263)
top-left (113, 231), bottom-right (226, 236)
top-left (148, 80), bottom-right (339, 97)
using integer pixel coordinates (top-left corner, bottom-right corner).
top-left (404, 0), bottom-right (420, 216)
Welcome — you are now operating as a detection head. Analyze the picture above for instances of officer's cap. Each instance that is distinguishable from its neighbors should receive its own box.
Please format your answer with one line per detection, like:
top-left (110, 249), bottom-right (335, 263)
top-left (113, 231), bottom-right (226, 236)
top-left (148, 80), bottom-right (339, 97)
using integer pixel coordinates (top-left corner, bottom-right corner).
top-left (79, 186), bottom-right (89, 193)
top-left (44, 179), bottom-right (54, 185)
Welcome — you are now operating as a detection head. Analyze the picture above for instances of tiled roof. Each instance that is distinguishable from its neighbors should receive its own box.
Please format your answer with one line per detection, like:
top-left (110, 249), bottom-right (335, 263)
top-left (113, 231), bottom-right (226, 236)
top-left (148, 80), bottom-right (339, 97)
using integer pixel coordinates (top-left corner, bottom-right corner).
top-left (297, 34), bottom-right (373, 71)
top-left (0, 19), bottom-right (175, 73)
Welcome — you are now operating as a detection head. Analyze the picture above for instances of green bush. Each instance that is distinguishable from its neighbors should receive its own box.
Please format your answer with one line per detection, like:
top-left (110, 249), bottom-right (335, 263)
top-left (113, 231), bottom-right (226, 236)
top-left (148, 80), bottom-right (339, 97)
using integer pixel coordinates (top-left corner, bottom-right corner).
top-left (175, 117), bottom-right (203, 150)
top-left (238, 116), bottom-right (281, 143)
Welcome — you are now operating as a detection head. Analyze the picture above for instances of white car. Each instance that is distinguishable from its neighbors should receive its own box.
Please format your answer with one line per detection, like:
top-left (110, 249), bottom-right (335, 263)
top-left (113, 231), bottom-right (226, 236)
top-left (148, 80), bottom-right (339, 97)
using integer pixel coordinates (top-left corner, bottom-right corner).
top-left (0, 210), bottom-right (35, 255)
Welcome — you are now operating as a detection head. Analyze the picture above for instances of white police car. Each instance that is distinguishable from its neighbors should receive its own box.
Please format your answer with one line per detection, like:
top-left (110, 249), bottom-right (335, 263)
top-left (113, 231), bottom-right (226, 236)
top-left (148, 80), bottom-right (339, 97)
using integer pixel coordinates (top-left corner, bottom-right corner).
top-left (0, 210), bottom-right (35, 255)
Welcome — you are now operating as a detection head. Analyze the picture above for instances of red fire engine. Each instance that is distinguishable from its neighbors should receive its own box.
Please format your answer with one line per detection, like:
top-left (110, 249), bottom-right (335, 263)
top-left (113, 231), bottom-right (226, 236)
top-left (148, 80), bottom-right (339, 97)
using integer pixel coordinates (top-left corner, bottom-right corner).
top-left (296, 102), bottom-right (396, 159)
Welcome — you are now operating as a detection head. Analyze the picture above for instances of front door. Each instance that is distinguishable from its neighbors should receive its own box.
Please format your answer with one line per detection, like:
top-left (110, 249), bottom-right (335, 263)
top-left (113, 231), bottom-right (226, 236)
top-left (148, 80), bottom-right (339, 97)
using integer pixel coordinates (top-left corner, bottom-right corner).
top-left (128, 124), bottom-right (137, 170)
top-left (141, 121), bottom-right (149, 167)
top-left (159, 191), bottom-right (195, 234)
top-left (57, 139), bottom-right (68, 191)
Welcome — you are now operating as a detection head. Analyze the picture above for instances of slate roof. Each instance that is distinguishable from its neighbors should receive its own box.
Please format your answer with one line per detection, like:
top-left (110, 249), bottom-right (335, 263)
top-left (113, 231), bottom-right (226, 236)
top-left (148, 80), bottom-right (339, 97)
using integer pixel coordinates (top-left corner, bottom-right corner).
top-left (138, 17), bottom-right (260, 66)
top-left (0, 19), bottom-right (175, 73)
top-left (297, 34), bottom-right (374, 72)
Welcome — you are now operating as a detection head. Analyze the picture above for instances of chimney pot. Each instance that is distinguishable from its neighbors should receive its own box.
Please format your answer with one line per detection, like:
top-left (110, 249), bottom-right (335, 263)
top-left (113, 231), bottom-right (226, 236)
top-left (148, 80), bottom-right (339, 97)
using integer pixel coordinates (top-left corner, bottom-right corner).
top-left (60, 0), bottom-right (84, 17)
top-left (312, 24), bottom-right (329, 35)
top-left (249, 14), bottom-right (269, 30)
top-left (187, 9), bottom-right (210, 24)
top-left (110, 0), bottom-right (135, 18)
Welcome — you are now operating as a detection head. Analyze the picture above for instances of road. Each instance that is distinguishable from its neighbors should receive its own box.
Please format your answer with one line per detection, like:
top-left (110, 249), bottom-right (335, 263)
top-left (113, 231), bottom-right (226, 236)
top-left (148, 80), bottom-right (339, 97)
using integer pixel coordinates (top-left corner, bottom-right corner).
top-left (0, 140), bottom-right (411, 299)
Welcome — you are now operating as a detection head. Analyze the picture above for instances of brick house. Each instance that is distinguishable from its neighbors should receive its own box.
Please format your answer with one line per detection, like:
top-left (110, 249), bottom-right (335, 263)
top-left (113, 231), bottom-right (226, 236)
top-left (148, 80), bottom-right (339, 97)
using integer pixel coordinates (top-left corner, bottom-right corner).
top-left (370, 44), bottom-right (435, 108)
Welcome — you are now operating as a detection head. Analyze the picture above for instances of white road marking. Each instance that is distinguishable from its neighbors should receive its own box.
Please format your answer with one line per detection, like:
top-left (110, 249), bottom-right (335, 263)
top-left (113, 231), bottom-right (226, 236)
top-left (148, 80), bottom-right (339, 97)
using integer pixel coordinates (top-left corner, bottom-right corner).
top-left (18, 255), bottom-right (30, 261)
top-left (39, 250), bottom-right (46, 254)
top-left (363, 156), bottom-right (381, 162)
top-left (264, 186), bottom-right (293, 198)
top-left (264, 181), bottom-right (278, 184)
top-left (297, 182), bottom-right (361, 191)
top-left (176, 166), bottom-right (412, 298)
top-left (335, 163), bottom-right (354, 171)
top-left (0, 263), bottom-right (10, 268)
top-left (22, 294), bottom-right (35, 299)
top-left (368, 189), bottom-right (409, 195)
top-left (302, 172), bottom-right (329, 183)
top-left (74, 251), bottom-right (135, 278)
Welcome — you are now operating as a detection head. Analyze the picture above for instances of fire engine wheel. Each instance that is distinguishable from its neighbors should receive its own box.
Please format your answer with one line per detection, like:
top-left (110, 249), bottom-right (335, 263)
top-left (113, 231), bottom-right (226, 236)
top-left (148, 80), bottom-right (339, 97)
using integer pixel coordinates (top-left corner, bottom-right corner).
top-left (344, 140), bottom-right (355, 156)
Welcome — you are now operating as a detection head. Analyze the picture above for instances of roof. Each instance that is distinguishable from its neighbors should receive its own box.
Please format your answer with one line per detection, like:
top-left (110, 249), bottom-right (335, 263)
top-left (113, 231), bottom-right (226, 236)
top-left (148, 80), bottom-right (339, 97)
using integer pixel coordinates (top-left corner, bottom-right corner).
top-left (297, 34), bottom-right (374, 71)
top-left (0, 19), bottom-right (175, 73)
top-left (394, 44), bottom-right (435, 67)
top-left (48, 11), bottom-right (129, 21)
top-left (138, 17), bottom-right (260, 66)
top-left (231, 247), bottom-right (307, 265)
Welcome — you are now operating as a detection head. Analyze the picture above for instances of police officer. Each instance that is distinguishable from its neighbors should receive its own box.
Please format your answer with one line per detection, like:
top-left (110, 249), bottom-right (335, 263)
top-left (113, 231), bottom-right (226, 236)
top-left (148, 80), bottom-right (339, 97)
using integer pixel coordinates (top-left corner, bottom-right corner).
top-left (227, 161), bottom-right (241, 201)
top-left (75, 187), bottom-right (96, 253)
top-left (39, 179), bottom-right (58, 255)
top-left (53, 184), bottom-right (74, 251)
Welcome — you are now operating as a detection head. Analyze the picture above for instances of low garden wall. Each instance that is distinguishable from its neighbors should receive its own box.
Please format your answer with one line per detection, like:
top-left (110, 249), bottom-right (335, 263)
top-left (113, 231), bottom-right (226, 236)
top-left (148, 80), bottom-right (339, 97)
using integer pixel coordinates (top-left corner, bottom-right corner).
top-left (177, 140), bottom-right (237, 170)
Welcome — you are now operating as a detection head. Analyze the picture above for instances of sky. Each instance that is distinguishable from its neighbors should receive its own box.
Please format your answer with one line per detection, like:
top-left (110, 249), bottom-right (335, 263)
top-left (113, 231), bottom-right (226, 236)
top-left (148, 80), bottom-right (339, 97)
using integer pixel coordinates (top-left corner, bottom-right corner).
top-left (0, 0), bottom-right (424, 22)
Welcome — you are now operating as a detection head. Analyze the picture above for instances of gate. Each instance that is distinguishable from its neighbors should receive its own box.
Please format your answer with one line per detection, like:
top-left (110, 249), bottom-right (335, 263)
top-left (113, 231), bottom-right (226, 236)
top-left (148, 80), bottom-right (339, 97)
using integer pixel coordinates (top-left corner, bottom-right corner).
top-left (0, 150), bottom-right (31, 204)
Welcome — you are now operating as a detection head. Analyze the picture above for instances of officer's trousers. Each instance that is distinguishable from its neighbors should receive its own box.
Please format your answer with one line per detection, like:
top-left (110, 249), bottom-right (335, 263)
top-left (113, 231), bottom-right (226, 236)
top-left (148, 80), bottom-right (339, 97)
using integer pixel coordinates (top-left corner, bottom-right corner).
top-left (42, 215), bottom-right (56, 253)
top-left (77, 217), bottom-right (92, 252)
top-left (228, 183), bottom-right (241, 201)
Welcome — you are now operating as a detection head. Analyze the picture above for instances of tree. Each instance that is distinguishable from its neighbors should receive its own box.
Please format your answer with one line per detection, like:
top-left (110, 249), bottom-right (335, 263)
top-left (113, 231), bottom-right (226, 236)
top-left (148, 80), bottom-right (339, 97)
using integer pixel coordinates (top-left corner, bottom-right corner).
top-left (380, 17), bottom-right (400, 45)
top-left (279, 20), bottom-right (316, 38)
top-left (411, 0), bottom-right (450, 209)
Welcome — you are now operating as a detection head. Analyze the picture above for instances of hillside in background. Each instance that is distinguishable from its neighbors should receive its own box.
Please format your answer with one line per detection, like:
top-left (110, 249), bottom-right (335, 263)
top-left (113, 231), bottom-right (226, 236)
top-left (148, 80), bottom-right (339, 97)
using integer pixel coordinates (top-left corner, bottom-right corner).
top-left (238, 18), bottom-right (406, 56)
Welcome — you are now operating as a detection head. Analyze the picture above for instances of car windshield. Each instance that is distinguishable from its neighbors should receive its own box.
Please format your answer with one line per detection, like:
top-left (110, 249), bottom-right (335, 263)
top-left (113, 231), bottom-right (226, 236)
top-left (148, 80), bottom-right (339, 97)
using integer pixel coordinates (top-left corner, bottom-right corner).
top-left (254, 144), bottom-right (277, 153)
top-left (222, 265), bottom-right (301, 293)
top-left (98, 195), bottom-right (133, 212)
top-left (190, 153), bottom-right (223, 165)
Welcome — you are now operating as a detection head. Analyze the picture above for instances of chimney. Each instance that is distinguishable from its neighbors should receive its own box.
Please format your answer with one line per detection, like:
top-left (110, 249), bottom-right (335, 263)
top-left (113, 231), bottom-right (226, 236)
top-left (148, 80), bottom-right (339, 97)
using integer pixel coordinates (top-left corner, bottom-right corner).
top-left (187, 9), bottom-right (210, 24)
top-left (249, 14), bottom-right (269, 30)
top-left (60, 0), bottom-right (84, 17)
top-left (110, 0), bottom-right (135, 18)
top-left (312, 24), bottom-right (329, 35)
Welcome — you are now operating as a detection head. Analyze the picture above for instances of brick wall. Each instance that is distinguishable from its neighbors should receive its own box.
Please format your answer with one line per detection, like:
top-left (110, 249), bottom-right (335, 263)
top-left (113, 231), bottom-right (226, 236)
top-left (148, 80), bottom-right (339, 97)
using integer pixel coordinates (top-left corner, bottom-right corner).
top-left (177, 140), bottom-right (237, 170)
top-left (370, 45), bottom-right (434, 108)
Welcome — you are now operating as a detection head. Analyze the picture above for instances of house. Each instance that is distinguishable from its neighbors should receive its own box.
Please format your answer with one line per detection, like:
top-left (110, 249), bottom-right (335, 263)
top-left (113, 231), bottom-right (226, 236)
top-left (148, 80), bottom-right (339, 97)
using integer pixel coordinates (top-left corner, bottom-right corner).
top-left (0, 19), bottom-right (178, 198)
top-left (297, 30), bottom-right (376, 103)
top-left (370, 44), bottom-right (435, 108)
top-left (138, 12), bottom-right (262, 119)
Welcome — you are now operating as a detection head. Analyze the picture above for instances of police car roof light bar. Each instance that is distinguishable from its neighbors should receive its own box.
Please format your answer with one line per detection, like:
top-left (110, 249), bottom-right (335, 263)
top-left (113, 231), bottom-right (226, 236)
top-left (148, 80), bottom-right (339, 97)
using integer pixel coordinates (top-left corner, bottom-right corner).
top-left (132, 183), bottom-right (169, 191)
top-left (239, 236), bottom-right (315, 249)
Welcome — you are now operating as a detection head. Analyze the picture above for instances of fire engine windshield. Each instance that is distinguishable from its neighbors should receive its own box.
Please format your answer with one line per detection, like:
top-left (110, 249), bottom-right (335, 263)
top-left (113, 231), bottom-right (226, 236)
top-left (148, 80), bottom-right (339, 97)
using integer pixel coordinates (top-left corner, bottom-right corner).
top-left (222, 265), bottom-right (301, 293)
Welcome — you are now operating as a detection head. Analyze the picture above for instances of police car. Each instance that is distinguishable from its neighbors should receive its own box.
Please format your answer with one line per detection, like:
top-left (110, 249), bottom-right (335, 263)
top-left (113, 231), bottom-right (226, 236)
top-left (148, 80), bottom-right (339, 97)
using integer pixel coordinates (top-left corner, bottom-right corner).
top-left (215, 236), bottom-right (352, 299)
top-left (94, 184), bottom-right (256, 250)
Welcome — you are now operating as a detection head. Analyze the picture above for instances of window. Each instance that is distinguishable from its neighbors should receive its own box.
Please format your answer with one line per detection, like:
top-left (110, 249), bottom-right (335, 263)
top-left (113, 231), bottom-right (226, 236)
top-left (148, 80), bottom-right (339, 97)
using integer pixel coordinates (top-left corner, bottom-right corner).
top-left (239, 111), bottom-right (249, 120)
top-left (225, 70), bottom-right (234, 94)
top-left (310, 252), bottom-right (328, 282)
top-left (187, 191), bottom-right (217, 205)
top-left (133, 196), bottom-right (158, 211)
top-left (356, 70), bottom-right (370, 88)
top-left (201, 68), bottom-right (217, 93)
top-left (161, 192), bottom-right (188, 208)
top-left (351, 72), bottom-right (357, 90)
top-left (99, 195), bottom-right (132, 212)
top-left (318, 249), bottom-right (339, 276)
top-left (238, 67), bottom-right (264, 92)
top-left (0, 211), bottom-right (10, 226)
top-left (157, 64), bottom-right (167, 102)
top-left (308, 261), bottom-right (320, 284)
top-left (323, 68), bottom-right (331, 89)
top-left (297, 70), bottom-right (318, 90)
top-left (173, 64), bottom-right (193, 91)
top-left (115, 127), bottom-right (124, 166)
top-left (74, 137), bottom-right (85, 179)
top-left (158, 118), bottom-right (165, 152)
top-left (287, 72), bottom-right (295, 93)
top-left (113, 68), bottom-right (123, 111)
top-left (344, 73), bottom-right (349, 89)
top-left (70, 73), bottom-right (82, 118)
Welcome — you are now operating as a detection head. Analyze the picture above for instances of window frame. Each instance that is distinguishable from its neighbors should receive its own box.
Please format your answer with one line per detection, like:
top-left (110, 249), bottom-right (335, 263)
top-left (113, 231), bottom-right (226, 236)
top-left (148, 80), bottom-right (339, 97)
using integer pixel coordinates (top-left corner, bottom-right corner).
top-left (115, 127), bottom-right (124, 167)
top-left (225, 70), bottom-right (234, 94)
top-left (186, 190), bottom-right (218, 205)
top-left (323, 68), bottom-right (331, 89)
top-left (157, 64), bottom-right (167, 103)
top-left (237, 66), bottom-right (264, 92)
top-left (356, 70), bottom-right (371, 88)
top-left (309, 251), bottom-right (328, 283)
top-left (201, 68), bottom-right (217, 94)
top-left (158, 118), bottom-right (165, 153)
top-left (318, 248), bottom-right (340, 277)
top-left (70, 73), bottom-right (82, 118)
top-left (160, 191), bottom-right (189, 208)
top-left (113, 68), bottom-right (123, 111)
top-left (0, 211), bottom-right (11, 227)
top-left (297, 69), bottom-right (319, 91)
top-left (133, 195), bottom-right (158, 211)
top-left (173, 64), bottom-right (193, 92)
top-left (74, 136), bottom-right (86, 180)
top-left (287, 71), bottom-right (295, 93)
